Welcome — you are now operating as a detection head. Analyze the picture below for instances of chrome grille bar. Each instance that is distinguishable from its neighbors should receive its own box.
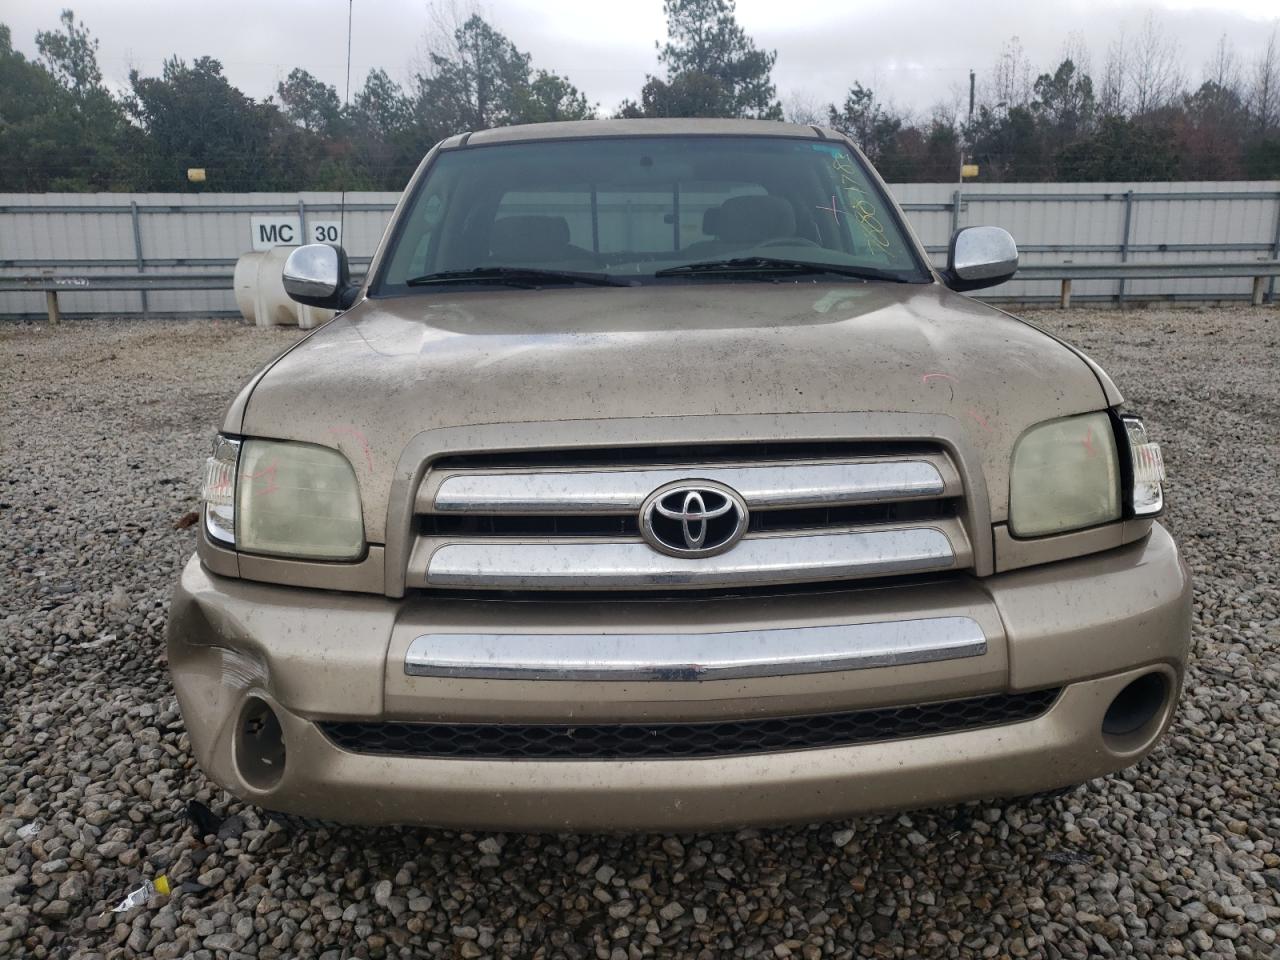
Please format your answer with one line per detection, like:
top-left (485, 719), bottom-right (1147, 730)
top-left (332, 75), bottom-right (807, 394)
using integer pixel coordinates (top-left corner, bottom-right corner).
top-left (425, 458), bottom-right (953, 515)
top-left (418, 526), bottom-right (960, 590)
top-left (404, 616), bottom-right (987, 681)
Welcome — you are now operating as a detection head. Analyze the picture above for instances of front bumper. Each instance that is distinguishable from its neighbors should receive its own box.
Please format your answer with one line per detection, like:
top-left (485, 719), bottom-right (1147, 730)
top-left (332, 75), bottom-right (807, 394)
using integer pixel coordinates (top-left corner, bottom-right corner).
top-left (167, 524), bottom-right (1191, 831)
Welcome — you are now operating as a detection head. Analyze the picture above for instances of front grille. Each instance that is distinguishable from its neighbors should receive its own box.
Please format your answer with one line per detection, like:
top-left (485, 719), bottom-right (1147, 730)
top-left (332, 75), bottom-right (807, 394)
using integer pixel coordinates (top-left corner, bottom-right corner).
top-left (419, 498), bottom-right (959, 538)
top-left (429, 440), bottom-right (937, 469)
top-left (318, 689), bottom-right (1059, 761)
top-left (408, 443), bottom-right (974, 592)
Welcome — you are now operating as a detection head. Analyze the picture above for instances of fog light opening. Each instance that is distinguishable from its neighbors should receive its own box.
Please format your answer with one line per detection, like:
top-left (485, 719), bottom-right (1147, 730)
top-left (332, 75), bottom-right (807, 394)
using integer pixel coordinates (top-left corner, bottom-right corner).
top-left (236, 696), bottom-right (286, 791)
top-left (1101, 672), bottom-right (1169, 749)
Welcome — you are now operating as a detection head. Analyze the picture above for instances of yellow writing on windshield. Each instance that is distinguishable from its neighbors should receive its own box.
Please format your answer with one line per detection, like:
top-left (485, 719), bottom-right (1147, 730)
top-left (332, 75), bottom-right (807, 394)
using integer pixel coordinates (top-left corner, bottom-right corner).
top-left (831, 155), bottom-right (891, 258)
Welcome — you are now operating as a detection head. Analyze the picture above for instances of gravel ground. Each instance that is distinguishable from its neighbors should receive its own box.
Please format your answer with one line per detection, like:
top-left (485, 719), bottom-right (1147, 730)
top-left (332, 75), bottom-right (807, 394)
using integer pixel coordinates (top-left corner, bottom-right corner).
top-left (1, 306), bottom-right (1278, 960)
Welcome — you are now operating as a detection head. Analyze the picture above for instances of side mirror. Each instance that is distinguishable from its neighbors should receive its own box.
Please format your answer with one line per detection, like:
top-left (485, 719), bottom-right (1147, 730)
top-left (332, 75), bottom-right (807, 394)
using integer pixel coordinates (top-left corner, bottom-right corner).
top-left (282, 243), bottom-right (359, 309)
top-left (943, 226), bottom-right (1018, 292)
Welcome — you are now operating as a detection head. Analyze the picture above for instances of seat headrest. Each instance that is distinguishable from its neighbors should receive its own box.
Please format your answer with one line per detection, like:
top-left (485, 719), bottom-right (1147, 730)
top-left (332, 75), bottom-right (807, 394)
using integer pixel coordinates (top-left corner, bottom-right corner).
top-left (490, 216), bottom-right (571, 261)
top-left (714, 195), bottom-right (796, 245)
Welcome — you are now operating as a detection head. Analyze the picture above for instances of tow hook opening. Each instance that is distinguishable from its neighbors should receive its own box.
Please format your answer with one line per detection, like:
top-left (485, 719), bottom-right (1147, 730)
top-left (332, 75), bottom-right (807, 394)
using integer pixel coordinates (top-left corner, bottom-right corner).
top-left (235, 695), bottom-right (286, 791)
top-left (1102, 671), bottom-right (1170, 751)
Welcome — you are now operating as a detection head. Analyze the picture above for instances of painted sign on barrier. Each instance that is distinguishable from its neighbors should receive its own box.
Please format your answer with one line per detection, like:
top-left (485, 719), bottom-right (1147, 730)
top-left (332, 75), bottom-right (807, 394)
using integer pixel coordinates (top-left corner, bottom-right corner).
top-left (309, 220), bottom-right (342, 244)
top-left (250, 216), bottom-right (341, 249)
top-left (250, 215), bottom-right (302, 250)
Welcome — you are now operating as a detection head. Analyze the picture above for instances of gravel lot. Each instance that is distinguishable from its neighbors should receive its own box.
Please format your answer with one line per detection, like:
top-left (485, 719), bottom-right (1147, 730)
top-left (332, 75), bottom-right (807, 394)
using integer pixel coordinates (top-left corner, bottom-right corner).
top-left (2, 306), bottom-right (1277, 959)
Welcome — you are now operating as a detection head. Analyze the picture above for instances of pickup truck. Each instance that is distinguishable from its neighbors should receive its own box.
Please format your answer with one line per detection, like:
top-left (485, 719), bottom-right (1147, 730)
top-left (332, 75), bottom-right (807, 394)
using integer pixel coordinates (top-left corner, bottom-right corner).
top-left (167, 118), bottom-right (1190, 831)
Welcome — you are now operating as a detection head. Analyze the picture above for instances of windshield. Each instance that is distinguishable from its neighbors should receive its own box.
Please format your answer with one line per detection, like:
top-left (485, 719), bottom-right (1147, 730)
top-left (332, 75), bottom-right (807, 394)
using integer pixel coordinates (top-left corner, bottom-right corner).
top-left (372, 135), bottom-right (929, 293)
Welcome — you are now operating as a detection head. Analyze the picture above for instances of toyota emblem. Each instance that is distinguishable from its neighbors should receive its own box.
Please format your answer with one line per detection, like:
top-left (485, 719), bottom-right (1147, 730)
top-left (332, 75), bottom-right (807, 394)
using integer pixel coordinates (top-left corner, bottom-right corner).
top-left (640, 481), bottom-right (749, 558)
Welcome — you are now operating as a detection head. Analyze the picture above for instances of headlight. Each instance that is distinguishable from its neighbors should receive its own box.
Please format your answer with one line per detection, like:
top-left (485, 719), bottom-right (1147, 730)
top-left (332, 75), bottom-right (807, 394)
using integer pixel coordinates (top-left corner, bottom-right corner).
top-left (200, 437), bottom-right (364, 560)
top-left (1009, 412), bottom-right (1121, 537)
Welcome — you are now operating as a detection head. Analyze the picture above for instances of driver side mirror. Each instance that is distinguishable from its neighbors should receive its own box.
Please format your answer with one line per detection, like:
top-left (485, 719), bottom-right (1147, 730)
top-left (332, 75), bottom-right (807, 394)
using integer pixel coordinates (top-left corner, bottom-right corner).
top-left (282, 243), bottom-right (360, 310)
top-left (943, 226), bottom-right (1018, 292)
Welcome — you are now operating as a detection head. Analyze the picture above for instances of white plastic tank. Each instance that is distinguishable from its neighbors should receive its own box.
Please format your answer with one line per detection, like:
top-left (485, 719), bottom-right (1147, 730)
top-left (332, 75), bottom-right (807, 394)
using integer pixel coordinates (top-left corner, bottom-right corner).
top-left (296, 303), bottom-right (335, 329)
top-left (254, 247), bottom-right (305, 328)
top-left (232, 249), bottom-right (334, 328)
top-left (232, 251), bottom-right (265, 324)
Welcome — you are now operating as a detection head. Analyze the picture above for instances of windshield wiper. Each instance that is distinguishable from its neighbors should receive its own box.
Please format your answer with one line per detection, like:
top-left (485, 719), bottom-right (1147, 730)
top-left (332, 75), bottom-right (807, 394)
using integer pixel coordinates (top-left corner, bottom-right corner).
top-left (406, 266), bottom-right (629, 288)
top-left (653, 257), bottom-right (913, 283)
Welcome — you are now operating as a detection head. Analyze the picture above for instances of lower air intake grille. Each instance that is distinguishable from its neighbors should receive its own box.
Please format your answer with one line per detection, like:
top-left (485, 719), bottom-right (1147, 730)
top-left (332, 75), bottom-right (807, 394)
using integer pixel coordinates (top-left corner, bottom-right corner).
top-left (317, 689), bottom-right (1059, 761)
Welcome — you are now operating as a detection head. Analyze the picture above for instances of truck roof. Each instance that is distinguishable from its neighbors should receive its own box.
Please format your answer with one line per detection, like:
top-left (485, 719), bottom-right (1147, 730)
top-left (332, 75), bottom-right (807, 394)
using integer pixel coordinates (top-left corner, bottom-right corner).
top-left (447, 118), bottom-right (835, 149)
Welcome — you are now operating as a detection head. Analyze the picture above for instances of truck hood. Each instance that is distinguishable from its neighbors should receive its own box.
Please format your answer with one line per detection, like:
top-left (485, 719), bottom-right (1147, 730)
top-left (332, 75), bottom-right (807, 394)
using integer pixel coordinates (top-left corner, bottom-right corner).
top-left (235, 282), bottom-right (1109, 539)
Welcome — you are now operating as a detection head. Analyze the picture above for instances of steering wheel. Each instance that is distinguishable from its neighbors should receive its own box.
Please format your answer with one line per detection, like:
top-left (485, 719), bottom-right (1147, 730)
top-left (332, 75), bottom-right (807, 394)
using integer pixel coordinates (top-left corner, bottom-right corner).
top-left (757, 236), bottom-right (822, 249)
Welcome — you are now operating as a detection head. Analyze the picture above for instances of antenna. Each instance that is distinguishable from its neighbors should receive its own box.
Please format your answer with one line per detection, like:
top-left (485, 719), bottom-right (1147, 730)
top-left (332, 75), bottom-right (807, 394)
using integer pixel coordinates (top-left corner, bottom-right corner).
top-left (339, 0), bottom-right (354, 246)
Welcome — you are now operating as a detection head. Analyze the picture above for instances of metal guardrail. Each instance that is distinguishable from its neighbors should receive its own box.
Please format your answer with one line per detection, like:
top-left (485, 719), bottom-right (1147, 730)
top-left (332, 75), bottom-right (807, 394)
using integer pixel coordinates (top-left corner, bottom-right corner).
top-left (5, 261), bottom-right (1278, 323)
top-left (0, 274), bottom-right (234, 290)
top-left (1015, 260), bottom-right (1280, 308)
top-left (0, 273), bottom-right (234, 323)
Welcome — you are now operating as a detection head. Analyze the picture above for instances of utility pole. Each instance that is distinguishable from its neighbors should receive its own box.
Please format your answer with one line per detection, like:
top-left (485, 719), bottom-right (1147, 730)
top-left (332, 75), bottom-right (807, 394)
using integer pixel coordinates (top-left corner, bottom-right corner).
top-left (958, 69), bottom-right (975, 189)
top-left (959, 69), bottom-right (975, 187)
top-left (955, 69), bottom-right (976, 238)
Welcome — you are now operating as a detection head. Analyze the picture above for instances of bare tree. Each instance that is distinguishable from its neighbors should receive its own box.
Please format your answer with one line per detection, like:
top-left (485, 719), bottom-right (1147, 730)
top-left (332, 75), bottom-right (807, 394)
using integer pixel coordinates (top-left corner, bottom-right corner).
top-left (919, 82), bottom-right (966, 138)
top-left (1204, 33), bottom-right (1242, 95)
top-left (984, 36), bottom-right (1034, 110)
top-left (1129, 12), bottom-right (1185, 115)
top-left (1099, 32), bottom-right (1127, 117)
top-left (1059, 32), bottom-right (1092, 83)
top-left (1247, 24), bottom-right (1280, 133)
top-left (783, 90), bottom-right (825, 126)
top-left (413, 1), bottom-right (480, 78)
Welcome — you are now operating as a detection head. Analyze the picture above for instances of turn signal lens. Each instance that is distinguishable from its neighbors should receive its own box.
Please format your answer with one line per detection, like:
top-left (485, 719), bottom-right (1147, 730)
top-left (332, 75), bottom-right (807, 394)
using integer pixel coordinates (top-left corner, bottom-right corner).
top-left (201, 437), bottom-right (240, 545)
top-left (1121, 415), bottom-right (1165, 516)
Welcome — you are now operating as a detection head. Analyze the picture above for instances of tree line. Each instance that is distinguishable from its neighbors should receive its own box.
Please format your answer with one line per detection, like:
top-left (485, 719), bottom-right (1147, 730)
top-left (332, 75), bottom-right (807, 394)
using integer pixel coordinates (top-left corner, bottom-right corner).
top-left (808, 26), bottom-right (1280, 182)
top-left (1, 2), bottom-right (1278, 193)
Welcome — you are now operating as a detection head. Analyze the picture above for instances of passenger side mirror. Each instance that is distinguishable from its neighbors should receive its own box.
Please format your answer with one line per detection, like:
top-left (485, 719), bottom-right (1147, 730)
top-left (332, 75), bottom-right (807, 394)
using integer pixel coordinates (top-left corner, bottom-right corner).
top-left (282, 243), bottom-right (360, 310)
top-left (943, 226), bottom-right (1018, 292)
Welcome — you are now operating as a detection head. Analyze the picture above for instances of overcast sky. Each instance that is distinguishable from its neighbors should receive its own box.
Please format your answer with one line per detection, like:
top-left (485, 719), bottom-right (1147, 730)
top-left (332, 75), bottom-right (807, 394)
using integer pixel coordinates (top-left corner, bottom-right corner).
top-left (5, 0), bottom-right (1279, 117)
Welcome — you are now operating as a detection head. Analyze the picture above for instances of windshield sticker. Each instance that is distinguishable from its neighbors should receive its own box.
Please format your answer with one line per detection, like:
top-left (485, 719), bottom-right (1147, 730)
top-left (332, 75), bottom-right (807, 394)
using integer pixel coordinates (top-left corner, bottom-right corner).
top-left (832, 155), bottom-right (892, 258)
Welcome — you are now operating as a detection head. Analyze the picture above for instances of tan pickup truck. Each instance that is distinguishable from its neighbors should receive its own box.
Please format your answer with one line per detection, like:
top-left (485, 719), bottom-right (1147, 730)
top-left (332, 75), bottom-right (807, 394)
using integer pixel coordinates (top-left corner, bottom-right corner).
top-left (167, 118), bottom-right (1190, 831)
